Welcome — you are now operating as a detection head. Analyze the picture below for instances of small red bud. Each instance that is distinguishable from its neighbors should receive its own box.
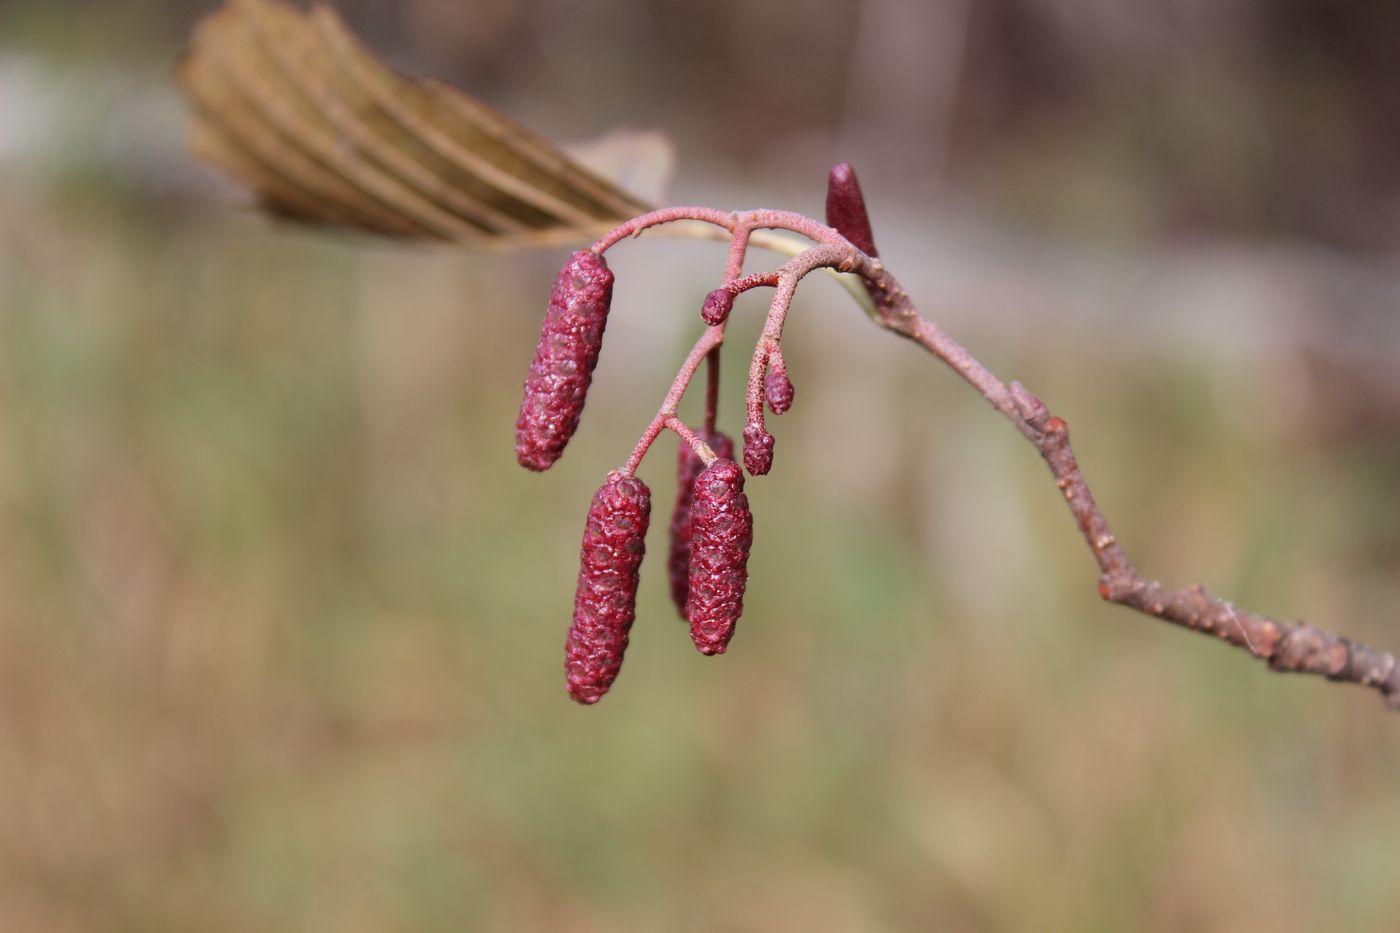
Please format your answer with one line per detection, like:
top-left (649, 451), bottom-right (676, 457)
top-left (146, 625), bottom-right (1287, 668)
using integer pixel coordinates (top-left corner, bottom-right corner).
top-left (667, 431), bottom-right (734, 616)
top-left (515, 250), bottom-right (615, 471)
top-left (764, 369), bottom-right (794, 415)
top-left (700, 289), bottom-right (734, 326)
top-left (825, 162), bottom-right (878, 257)
top-left (743, 422), bottom-right (775, 476)
top-left (687, 459), bottom-right (753, 655)
top-left (565, 470), bottom-right (651, 704)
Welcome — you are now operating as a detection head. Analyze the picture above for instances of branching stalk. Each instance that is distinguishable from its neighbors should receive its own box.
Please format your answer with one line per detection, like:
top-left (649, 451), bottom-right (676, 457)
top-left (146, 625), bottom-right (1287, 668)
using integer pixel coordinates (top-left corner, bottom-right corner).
top-left (596, 196), bottom-right (1400, 710)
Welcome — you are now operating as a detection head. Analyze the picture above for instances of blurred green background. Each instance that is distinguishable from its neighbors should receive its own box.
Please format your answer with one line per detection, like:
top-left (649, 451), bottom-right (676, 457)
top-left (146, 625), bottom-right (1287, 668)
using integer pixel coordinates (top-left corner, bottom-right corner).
top-left (2, 1), bottom-right (1398, 930)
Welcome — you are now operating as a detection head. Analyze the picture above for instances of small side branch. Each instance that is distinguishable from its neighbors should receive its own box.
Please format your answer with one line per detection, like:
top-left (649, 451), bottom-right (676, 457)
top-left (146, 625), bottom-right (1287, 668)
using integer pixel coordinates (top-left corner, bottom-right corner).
top-left (850, 255), bottom-right (1400, 710)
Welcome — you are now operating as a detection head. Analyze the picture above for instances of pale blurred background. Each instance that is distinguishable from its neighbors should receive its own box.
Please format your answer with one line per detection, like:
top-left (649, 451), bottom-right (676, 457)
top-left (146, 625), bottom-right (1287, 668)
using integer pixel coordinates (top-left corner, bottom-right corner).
top-left (2, 1), bottom-right (1399, 930)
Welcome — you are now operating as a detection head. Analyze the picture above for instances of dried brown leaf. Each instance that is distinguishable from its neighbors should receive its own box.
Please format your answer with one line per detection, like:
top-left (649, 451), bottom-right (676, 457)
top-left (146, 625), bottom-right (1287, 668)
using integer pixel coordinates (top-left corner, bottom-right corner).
top-left (178, 0), bottom-right (659, 248)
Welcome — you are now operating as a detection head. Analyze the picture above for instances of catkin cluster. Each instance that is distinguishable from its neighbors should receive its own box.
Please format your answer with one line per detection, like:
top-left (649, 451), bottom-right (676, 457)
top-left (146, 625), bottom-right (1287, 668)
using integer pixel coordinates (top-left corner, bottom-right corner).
top-left (558, 450), bottom-right (753, 703)
top-left (516, 257), bottom-right (767, 703)
top-left (517, 165), bottom-right (884, 702)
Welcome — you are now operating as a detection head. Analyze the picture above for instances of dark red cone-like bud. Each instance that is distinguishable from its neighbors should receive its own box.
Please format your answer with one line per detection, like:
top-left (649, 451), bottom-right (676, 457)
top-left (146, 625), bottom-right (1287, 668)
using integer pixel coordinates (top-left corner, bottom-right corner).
top-left (516, 250), bottom-right (615, 471)
top-left (564, 471), bottom-right (651, 704)
top-left (687, 459), bottom-right (753, 655)
top-left (825, 162), bottom-right (878, 257)
top-left (743, 421), bottom-right (775, 476)
top-left (667, 431), bottom-right (734, 616)
top-left (764, 368), bottom-right (794, 415)
top-left (700, 288), bottom-right (734, 326)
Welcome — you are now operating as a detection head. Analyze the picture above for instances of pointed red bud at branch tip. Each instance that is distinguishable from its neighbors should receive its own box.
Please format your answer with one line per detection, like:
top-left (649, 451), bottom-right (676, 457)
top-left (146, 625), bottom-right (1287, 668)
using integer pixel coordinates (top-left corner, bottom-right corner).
top-left (825, 162), bottom-right (878, 257)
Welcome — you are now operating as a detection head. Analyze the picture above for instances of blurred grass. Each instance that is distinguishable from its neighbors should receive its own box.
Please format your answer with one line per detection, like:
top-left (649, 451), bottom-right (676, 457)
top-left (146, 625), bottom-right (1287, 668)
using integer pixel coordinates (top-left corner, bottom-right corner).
top-left (3, 4), bottom-right (1400, 932)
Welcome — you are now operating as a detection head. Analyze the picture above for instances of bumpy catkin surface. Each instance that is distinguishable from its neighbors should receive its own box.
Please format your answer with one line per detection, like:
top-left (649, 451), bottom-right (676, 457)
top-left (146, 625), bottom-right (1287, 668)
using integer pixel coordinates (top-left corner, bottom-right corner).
top-left (686, 459), bottom-right (753, 655)
top-left (565, 471), bottom-right (651, 704)
top-left (667, 432), bottom-right (734, 616)
top-left (515, 250), bottom-right (614, 471)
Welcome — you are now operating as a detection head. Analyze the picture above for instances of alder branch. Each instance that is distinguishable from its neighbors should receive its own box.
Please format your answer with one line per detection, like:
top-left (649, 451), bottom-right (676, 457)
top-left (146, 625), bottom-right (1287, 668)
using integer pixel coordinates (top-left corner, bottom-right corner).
top-left (596, 200), bottom-right (1400, 710)
top-left (851, 254), bottom-right (1400, 710)
top-left (178, 5), bottom-right (1400, 707)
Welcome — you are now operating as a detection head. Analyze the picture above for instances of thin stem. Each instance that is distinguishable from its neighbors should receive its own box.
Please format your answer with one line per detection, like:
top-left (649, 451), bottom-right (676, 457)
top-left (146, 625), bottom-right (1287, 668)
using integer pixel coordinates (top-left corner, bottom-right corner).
top-left (591, 213), bottom-right (879, 319)
top-left (843, 252), bottom-right (1400, 709)
top-left (724, 271), bottom-right (782, 298)
top-left (723, 222), bottom-right (752, 282)
top-left (621, 326), bottom-right (724, 475)
top-left (703, 348), bottom-right (720, 437)
top-left (592, 206), bottom-right (739, 253)
top-left (745, 244), bottom-right (857, 430)
top-left (667, 416), bottom-right (714, 464)
top-left (702, 224), bottom-right (754, 438)
top-left (768, 344), bottom-right (788, 378)
top-left (592, 207), bottom-right (848, 255)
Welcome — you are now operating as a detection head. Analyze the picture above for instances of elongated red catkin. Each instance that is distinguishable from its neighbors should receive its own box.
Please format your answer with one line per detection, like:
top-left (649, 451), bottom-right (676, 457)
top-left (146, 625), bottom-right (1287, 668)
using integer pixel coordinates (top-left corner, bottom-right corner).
top-left (825, 162), bottom-right (878, 257)
top-left (515, 250), bottom-right (614, 471)
top-left (666, 431), bottom-right (734, 616)
top-left (687, 458), bottom-right (753, 655)
top-left (565, 471), bottom-right (651, 704)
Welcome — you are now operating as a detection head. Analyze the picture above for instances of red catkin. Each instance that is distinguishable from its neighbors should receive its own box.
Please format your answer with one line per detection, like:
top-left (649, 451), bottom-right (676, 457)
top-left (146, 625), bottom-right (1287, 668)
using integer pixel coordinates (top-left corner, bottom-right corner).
top-left (667, 431), bottom-right (734, 616)
top-left (743, 421), bottom-right (775, 476)
top-left (515, 250), bottom-right (615, 471)
top-left (825, 162), bottom-right (878, 257)
top-left (564, 471), bottom-right (651, 704)
top-left (687, 458), bottom-right (753, 655)
top-left (764, 367), bottom-right (794, 415)
top-left (700, 288), bottom-right (734, 326)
